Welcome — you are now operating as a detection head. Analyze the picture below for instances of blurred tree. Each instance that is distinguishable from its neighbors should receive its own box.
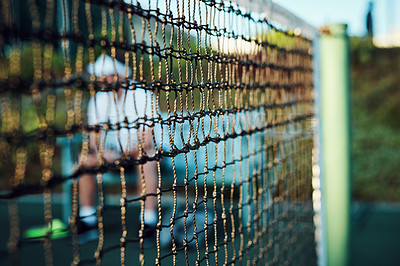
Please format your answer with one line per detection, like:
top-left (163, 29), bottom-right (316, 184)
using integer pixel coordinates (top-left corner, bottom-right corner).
top-left (351, 37), bottom-right (400, 201)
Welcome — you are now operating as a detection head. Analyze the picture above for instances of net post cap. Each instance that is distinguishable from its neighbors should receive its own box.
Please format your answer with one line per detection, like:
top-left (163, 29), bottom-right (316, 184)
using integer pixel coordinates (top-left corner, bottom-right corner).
top-left (321, 24), bottom-right (348, 37)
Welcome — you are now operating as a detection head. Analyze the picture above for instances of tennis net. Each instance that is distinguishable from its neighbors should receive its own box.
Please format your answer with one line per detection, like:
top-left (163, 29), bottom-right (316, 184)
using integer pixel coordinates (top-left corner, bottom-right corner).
top-left (0, 0), bottom-right (317, 265)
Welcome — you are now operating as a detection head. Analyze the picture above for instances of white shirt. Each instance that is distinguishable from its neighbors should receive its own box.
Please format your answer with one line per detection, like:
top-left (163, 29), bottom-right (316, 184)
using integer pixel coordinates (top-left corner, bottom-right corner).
top-left (87, 87), bottom-right (156, 152)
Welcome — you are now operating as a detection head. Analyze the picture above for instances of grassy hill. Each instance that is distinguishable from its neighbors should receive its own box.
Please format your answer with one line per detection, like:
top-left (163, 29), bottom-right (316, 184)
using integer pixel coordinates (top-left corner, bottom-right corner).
top-left (351, 38), bottom-right (400, 201)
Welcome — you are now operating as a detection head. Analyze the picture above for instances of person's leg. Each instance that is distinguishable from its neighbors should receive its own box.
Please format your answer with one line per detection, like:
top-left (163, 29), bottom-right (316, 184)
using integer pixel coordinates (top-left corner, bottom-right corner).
top-left (136, 130), bottom-right (158, 225)
top-left (78, 153), bottom-right (98, 226)
top-left (142, 160), bottom-right (157, 208)
top-left (79, 173), bottom-right (96, 207)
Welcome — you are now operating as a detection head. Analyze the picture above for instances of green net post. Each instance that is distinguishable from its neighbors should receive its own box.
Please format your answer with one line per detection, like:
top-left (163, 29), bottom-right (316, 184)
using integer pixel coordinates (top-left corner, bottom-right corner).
top-left (320, 24), bottom-right (351, 266)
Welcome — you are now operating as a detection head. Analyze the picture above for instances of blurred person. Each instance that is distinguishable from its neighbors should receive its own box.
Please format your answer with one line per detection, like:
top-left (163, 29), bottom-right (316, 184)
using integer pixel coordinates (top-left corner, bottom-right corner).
top-left (78, 54), bottom-right (158, 241)
top-left (366, 1), bottom-right (374, 37)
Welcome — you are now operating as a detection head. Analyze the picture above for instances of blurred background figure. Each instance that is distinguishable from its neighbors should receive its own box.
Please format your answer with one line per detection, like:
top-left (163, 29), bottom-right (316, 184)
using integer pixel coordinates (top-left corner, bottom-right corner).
top-left (366, 1), bottom-right (374, 37)
top-left (79, 54), bottom-right (158, 241)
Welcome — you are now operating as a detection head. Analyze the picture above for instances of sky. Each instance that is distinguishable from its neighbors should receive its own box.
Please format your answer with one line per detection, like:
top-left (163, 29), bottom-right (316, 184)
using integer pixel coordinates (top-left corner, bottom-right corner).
top-left (273, 0), bottom-right (399, 36)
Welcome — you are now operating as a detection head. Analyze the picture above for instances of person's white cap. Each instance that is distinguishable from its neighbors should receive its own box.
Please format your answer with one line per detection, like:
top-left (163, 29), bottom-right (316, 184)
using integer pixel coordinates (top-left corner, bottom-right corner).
top-left (87, 54), bottom-right (131, 77)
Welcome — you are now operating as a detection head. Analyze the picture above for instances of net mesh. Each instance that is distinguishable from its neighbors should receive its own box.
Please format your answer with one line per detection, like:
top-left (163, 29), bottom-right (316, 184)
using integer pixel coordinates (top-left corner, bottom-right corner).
top-left (0, 0), bottom-right (316, 265)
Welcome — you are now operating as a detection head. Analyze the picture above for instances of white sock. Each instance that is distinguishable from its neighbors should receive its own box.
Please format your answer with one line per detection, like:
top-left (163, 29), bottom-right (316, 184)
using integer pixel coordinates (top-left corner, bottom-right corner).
top-left (80, 206), bottom-right (97, 226)
top-left (143, 209), bottom-right (157, 226)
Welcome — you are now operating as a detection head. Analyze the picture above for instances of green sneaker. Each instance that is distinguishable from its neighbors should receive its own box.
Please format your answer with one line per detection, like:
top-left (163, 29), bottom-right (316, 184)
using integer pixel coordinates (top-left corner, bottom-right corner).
top-left (23, 219), bottom-right (70, 241)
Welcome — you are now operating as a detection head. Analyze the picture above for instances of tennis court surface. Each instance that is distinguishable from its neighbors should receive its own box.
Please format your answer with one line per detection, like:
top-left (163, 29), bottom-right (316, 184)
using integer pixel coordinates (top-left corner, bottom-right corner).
top-left (1, 200), bottom-right (399, 265)
top-left (0, 194), bottom-right (317, 265)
